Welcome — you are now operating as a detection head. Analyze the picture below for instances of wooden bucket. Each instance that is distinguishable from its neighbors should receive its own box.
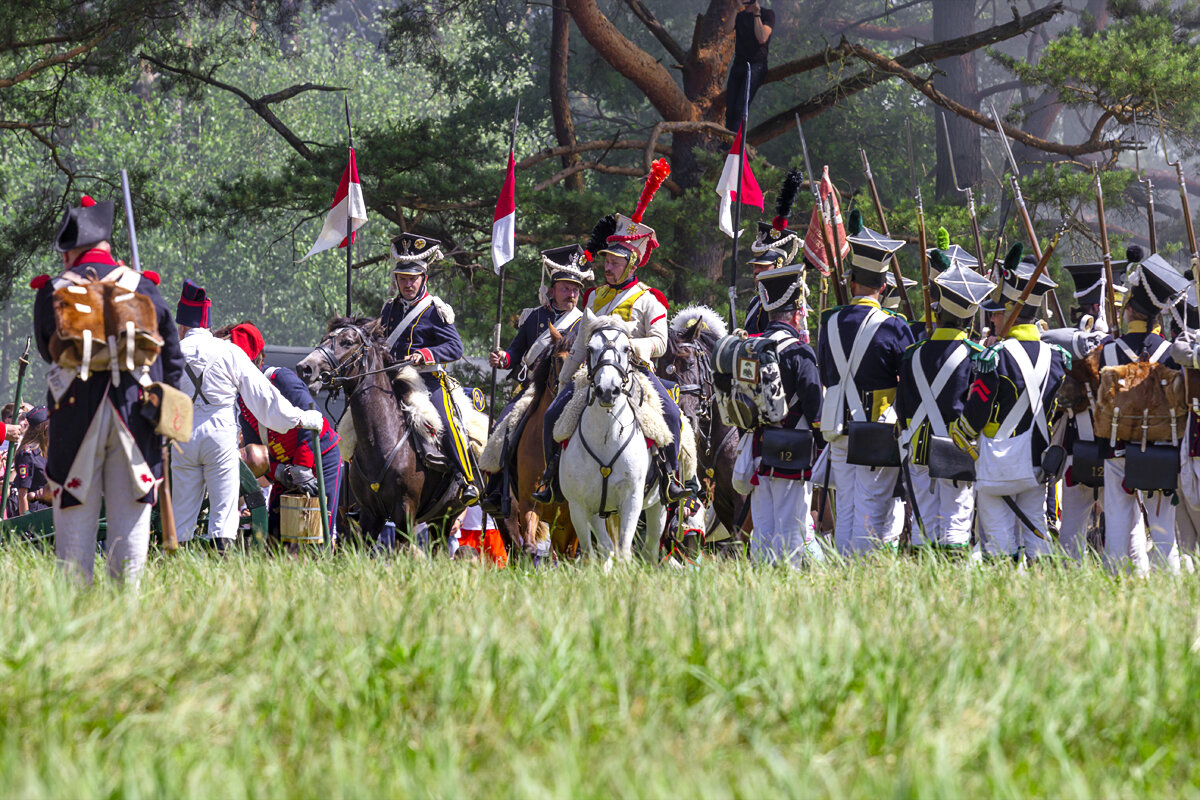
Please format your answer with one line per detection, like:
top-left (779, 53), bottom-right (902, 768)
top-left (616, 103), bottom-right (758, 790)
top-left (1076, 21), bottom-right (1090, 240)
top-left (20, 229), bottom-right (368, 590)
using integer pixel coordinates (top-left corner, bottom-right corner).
top-left (279, 493), bottom-right (323, 544)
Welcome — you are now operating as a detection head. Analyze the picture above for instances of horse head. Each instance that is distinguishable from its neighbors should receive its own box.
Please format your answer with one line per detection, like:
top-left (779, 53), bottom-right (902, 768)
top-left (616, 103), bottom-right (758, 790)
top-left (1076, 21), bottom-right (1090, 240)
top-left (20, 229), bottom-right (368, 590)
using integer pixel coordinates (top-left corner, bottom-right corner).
top-left (297, 316), bottom-right (380, 392)
top-left (585, 319), bottom-right (633, 408)
top-left (658, 305), bottom-right (727, 418)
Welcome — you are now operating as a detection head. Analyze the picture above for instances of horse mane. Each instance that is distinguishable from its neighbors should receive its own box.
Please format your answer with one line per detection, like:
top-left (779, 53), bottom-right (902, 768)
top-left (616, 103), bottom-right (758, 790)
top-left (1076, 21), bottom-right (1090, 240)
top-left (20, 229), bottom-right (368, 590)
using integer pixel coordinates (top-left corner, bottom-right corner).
top-left (530, 330), bottom-right (576, 391)
top-left (325, 315), bottom-right (381, 335)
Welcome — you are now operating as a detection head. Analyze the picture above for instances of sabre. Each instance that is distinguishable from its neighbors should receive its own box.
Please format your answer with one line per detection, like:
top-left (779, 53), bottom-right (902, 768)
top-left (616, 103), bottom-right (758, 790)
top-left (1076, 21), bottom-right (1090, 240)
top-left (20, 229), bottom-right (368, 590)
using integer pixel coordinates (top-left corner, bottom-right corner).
top-left (906, 120), bottom-right (933, 333)
top-left (1000, 221), bottom-right (1069, 338)
top-left (859, 147), bottom-right (915, 320)
top-left (1093, 167), bottom-right (1121, 331)
top-left (796, 114), bottom-right (848, 306)
top-left (988, 104), bottom-right (1066, 325)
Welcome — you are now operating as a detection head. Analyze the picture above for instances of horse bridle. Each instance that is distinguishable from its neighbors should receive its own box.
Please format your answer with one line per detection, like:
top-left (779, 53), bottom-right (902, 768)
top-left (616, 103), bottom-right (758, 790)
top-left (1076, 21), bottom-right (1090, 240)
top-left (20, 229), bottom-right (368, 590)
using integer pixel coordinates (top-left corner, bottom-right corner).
top-left (585, 326), bottom-right (633, 389)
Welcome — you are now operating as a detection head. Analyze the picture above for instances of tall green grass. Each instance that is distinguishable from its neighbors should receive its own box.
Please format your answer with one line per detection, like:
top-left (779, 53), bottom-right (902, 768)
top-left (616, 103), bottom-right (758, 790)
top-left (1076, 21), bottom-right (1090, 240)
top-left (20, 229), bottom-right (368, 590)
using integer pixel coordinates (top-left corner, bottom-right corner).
top-left (0, 548), bottom-right (1197, 799)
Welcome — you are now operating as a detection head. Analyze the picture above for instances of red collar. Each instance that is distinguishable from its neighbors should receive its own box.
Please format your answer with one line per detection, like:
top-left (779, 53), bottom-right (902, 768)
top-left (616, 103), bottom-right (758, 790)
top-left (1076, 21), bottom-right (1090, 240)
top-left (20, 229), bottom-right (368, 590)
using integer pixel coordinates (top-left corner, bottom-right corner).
top-left (73, 249), bottom-right (116, 268)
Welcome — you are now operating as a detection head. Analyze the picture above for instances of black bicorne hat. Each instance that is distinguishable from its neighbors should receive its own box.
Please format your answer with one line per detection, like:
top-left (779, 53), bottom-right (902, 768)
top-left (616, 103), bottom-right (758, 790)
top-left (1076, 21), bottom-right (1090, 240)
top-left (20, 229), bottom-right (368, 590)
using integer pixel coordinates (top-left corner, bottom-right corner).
top-left (54, 195), bottom-right (115, 253)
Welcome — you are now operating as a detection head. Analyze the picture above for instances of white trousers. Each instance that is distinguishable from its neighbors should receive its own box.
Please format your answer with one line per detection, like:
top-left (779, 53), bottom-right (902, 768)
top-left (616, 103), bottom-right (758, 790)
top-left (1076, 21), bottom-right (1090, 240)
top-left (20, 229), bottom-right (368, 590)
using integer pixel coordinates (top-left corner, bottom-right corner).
top-left (1059, 478), bottom-right (1099, 561)
top-left (976, 477), bottom-right (1051, 558)
top-left (54, 410), bottom-right (152, 588)
top-left (1102, 457), bottom-right (1178, 574)
top-left (172, 419), bottom-right (241, 542)
top-left (908, 464), bottom-right (974, 548)
top-left (830, 438), bottom-right (900, 554)
top-left (750, 476), bottom-right (818, 566)
top-left (1176, 500), bottom-right (1200, 555)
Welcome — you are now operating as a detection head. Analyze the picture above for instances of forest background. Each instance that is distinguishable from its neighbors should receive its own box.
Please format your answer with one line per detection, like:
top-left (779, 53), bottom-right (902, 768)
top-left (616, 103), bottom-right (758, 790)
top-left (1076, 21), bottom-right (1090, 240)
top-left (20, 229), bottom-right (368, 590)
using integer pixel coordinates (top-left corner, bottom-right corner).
top-left (2, 0), bottom-right (1199, 399)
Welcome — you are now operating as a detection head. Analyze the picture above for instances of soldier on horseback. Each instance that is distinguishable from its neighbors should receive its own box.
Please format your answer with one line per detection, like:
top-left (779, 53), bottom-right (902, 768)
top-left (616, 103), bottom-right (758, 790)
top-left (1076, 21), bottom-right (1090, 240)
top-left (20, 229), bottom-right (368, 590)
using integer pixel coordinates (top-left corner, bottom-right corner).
top-left (380, 233), bottom-right (479, 503)
top-left (481, 244), bottom-right (590, 514)
top-left (533, 197), bottom-right (689, 504)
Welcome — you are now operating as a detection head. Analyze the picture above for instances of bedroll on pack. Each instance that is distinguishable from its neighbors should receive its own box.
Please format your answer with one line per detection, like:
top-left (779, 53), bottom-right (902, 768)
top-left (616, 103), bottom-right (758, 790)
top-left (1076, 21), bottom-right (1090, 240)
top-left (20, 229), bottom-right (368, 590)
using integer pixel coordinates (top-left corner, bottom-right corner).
top-left (49, 266), bottom-right (163, 381)
top-left (711, 333), bottom-right (787, 430)
top-left (1093, 361), bottom-right (1186, 445)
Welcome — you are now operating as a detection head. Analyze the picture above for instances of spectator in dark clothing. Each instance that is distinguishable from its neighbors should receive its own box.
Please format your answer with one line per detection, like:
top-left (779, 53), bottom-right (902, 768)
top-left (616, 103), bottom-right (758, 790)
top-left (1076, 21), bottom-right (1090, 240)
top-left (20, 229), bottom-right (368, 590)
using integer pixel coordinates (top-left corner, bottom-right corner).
top-left (725, 0), bottom-right (775, 132)
top-left (13, 406), bottom-right (50, 515)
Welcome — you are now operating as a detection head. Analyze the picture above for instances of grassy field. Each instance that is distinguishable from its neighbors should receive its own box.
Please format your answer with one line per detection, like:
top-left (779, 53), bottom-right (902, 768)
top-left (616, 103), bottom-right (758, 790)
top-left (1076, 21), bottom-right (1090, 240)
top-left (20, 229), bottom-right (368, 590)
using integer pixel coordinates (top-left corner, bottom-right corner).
top-left (1, 548), bottom-right (1198, 799)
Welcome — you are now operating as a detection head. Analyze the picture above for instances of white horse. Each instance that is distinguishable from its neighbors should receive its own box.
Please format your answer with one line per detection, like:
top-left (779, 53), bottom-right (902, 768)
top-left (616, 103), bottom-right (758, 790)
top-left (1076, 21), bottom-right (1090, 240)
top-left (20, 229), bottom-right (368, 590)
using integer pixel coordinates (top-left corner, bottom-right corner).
top-left (560, 319), bottom-right (666, 563)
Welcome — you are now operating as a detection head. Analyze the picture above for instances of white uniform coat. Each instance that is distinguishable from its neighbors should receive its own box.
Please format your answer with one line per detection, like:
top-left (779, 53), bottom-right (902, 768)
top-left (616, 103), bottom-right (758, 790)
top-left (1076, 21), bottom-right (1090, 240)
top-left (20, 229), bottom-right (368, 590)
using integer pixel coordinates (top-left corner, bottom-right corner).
top-left (173, 328), bottom-right (306, 542)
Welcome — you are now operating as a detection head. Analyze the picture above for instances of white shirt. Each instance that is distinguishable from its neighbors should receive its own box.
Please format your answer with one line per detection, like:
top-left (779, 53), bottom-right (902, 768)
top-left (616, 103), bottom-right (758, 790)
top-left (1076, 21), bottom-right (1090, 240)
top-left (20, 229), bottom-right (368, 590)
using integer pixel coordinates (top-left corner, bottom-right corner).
top-left (179, 328), bottom-right (303, 434)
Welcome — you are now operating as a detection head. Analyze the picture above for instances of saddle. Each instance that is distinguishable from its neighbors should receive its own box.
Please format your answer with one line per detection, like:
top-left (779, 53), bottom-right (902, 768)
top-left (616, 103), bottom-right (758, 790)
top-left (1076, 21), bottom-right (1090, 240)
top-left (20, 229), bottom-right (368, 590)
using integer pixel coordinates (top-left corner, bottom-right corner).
top-left (553, 367), bottom-right (674, 447)
top-left (49, 266), bottom-right (163, 381)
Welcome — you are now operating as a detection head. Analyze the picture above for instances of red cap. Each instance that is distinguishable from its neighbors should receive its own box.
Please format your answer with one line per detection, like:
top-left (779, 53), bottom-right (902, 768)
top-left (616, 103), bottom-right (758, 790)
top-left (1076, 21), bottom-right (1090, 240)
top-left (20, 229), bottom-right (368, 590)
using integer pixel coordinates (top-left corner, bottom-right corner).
top-left (229, 322), bottom-right (265, 361)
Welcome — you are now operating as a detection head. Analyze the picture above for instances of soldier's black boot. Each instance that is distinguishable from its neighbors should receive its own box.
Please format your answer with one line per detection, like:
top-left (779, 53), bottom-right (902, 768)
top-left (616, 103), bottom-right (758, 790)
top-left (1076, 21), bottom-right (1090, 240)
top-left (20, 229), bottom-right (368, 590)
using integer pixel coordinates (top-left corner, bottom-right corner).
top-left (659, 454), bottom-right (687, 504)
top-left (532, 450), bottom-right (563, 504)
top-left (479, 472), bottom-right (507, 516)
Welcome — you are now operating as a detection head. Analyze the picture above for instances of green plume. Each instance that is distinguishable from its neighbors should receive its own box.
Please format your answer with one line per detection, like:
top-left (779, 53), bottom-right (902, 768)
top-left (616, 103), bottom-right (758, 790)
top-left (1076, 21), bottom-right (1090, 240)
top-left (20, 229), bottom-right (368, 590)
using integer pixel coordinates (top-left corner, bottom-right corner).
top-left (936, 226), bottom-right (951, 251)
top-left (1003, 242), bottom-right (1024, 272)
top-left (847, 208), bottom-right (863, 236)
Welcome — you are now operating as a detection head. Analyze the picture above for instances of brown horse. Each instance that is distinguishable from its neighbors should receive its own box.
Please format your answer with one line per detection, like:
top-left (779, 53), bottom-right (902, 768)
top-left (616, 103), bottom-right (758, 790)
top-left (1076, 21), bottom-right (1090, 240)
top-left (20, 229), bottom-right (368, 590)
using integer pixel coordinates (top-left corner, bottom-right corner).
top-left (296, 317), bottom-right (468, 546)
top-left (483, 326), bottom-right (578, 557)
top-left (656, 307), bottom-right (747, 545)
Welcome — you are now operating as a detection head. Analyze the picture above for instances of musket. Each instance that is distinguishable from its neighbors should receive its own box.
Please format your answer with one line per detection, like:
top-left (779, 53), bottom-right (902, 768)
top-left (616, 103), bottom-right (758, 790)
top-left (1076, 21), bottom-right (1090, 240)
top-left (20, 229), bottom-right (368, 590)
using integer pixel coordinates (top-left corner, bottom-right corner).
top-left (1000, 221), bottom-right (1068, 338)
top-left (1093, 168), bottom-right (1121, 331)
top-left (859, 147), bottom-right (915, 319)
top-left (1132, 110), bottom-right (1157, 252)
top-left (0, 339), bottom-right (30, 521)
top-left (988, 104), bottom-right (1067, 326)
top-left (907, 120), bottom-right (933, 333)
top-left (488, 100), bottom-right (520, 435)
top-left (797, 114), bottom-right (848, 306)
top-left (1155, 92), bottom-right (1199, 288)
top-left (121, 170), bottom-right (177, 553)
top-left (940, 112), bottom-right (987, 272)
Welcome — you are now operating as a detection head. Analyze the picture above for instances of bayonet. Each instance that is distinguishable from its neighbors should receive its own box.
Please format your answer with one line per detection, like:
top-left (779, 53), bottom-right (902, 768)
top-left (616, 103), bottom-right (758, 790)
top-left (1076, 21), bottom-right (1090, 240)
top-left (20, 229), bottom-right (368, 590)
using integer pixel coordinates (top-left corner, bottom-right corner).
top-left (797, 114), bottom-right (848, 305)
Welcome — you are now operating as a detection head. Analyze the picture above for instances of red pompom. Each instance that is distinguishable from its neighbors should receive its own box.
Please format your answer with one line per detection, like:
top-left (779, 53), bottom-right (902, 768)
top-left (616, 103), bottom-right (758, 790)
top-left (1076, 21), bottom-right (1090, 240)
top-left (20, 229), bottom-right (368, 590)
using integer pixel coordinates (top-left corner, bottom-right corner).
top-left (29, 274), bottom-right (49, 290)
top-left (772, 215), bottom-right (787, 232)
top-left (584, 251), bottom-right (594, 262)
top-left (143, 270), bottom-right (160, 285)
top-left (80, 195), bottom-right (96, 208)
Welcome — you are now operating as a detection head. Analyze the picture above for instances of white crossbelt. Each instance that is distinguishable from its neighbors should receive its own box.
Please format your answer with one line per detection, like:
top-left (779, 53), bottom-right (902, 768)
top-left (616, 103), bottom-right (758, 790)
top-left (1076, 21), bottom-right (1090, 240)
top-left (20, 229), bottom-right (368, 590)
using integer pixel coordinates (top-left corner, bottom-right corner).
top-left (1102, 338), bottom-right (1170, 367)
top-left (901, 343), bottom-right (969, 448)
top-left (996, 340), bottom-right (1052, 441)
top-left (384, 295), bottom-right (434, 350)
top-left (821, 307), bottom-right (888, 435)
top-left (522, 307), bottom-right (583, 369)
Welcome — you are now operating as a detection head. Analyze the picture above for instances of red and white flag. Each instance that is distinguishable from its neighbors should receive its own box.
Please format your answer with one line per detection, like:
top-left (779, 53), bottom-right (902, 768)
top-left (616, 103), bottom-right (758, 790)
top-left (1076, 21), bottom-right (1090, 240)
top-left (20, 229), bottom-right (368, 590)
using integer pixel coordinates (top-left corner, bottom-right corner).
top-left (491, 150), bottom-right (516, 274)
top-left (803, 165), bottom-right (850, 275)
top-left (716, 123), bottom-right (764, 237)
top-left (299, 147), bottom-right (367, 262)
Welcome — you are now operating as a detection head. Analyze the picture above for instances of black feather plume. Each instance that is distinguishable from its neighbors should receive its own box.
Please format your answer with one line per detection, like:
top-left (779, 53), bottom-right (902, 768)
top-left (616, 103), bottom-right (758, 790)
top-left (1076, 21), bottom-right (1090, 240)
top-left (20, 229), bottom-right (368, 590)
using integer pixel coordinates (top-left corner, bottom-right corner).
top-left (772, 168), bottom-right (803, 230)
top-left (584, 214), bottom-right (618, 261)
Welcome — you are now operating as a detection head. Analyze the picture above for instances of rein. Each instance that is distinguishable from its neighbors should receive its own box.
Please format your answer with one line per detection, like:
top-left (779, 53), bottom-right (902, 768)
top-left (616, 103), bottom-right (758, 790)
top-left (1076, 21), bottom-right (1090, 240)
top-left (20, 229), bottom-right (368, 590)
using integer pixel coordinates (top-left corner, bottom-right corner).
top-left (575, 327), bottom-right (642, 516)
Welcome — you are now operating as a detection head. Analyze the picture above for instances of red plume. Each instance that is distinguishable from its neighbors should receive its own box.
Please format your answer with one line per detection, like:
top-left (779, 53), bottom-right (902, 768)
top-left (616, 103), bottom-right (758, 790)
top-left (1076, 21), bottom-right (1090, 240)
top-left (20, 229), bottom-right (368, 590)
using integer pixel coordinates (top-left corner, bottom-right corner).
top-left (29, 275), bottom-right (50, 290)
top-left (80, 195), bottom-right (96, 208)
top-left (631, 159), bottom-right (671, 223)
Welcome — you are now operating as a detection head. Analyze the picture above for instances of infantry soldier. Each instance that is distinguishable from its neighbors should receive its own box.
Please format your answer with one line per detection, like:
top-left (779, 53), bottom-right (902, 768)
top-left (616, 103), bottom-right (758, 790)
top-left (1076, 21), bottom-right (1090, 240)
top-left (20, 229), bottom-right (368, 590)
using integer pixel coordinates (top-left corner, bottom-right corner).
top-left (950, 245), bottom-right (1069, 561)
top-left (534, 208), bottom-right (688, 504)
top-left (745, 170), bottom-right (803, 335)
top-left (747, 260), bottom-right (823, 565)
top-left (1053, 257), bottom-right (1123, 559)
top-left (173, 281), bottom-right (325, 550)
top-left (380, 233), bottom-right (479, 502)
top-left (817, 209), bottom-right (915, 554)
top-left (32, 194), bottom-right (185, 586)
top-left (1097, 252), bottom-right (1187, 573)
top-left (481, 244), bottom-right (589, 512)
top-left (897, 260), bottom-right (994, 552)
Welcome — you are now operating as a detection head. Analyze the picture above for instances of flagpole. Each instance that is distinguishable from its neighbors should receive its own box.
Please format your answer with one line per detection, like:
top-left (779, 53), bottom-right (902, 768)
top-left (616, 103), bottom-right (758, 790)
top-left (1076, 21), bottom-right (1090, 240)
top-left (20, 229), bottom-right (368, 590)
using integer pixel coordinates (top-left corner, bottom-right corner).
top-left (344, 96), bottom-right (354, 318)
top-left (727, 61), bottom-right (751, 332)
top-left (489, 100), bottom-right (520, 435)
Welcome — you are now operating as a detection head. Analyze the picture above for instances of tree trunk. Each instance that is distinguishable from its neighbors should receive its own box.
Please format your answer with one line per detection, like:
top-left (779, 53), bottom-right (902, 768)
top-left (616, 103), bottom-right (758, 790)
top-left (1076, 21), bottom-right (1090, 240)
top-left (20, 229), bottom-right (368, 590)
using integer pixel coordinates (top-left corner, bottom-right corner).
top-left (550, 0), bottom-right (583, 192)
top-left (932, 0), bottom-right (980, 199)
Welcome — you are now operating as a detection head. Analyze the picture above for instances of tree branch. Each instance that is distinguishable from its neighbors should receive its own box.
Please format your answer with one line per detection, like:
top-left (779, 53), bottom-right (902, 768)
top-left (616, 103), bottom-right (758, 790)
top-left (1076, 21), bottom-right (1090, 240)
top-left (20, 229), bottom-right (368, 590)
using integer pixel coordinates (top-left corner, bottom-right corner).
top-left (0, 23), bottom-right (124, 89)
top-left (817, 19), bottom-right (932, 42)
top-left (747, 1), bottom-right (1064, 144)
top-left (534, 161), bottom-right (682, 193)
top-left (847, 45), bottom-right (1121, 157)
top-left (140, 53), bottom-right (336, 161)
top-left (566, 0), bottom-right (697, 122)
top-left (516, 138), bottom-right (672, 170)
top-left (621, 0), bottom-right (688, 66)
top-left (641, 120), bottom-right (735, 172)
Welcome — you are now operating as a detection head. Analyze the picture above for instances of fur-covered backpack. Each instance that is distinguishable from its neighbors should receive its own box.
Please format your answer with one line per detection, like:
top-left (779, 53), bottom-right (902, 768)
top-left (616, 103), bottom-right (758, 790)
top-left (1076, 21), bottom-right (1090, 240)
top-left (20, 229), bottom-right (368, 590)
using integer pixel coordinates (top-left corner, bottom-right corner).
top-left (48, 265), bottom-right (163, 381)
top-left (711, 333), bottom-right (788, 430)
